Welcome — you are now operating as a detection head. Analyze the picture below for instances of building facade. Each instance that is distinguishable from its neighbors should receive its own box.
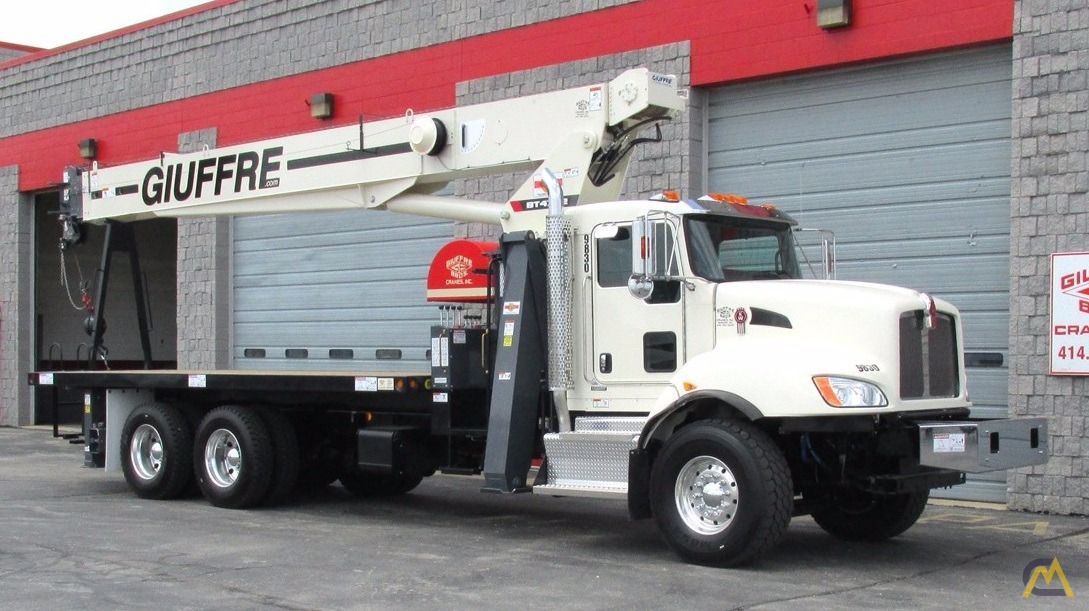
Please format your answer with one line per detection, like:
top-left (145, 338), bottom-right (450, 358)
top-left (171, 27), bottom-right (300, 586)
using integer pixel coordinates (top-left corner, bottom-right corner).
top-left (0, 0), bottom-right (1085, 514)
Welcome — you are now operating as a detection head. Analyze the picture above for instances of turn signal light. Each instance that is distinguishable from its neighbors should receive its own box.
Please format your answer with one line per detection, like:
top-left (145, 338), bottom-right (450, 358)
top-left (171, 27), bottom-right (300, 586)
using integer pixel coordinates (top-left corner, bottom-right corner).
top-left (682, 381), bottom-right (697, 392)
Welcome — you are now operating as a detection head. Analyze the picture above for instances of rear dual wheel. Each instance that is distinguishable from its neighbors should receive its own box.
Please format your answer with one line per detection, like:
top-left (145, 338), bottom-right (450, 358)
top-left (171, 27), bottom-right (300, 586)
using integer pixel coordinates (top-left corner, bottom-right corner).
top-left (120, 403), bottom-right (194, 499)
top-left (193, 405), bottom-right (298, 508)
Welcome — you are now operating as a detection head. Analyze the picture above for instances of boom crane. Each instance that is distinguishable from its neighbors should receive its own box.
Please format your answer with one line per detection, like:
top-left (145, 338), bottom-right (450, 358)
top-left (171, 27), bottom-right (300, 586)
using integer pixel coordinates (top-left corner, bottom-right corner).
top-left (36, 68), bottom-right (1048, 567)
top-left (60, 68), bottom-right (686, 231)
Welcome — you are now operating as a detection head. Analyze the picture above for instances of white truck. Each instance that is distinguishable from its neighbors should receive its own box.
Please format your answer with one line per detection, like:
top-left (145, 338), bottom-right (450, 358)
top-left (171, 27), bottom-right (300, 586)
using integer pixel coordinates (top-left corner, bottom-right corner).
top-left (33, 69), bottom-right (1047, 566)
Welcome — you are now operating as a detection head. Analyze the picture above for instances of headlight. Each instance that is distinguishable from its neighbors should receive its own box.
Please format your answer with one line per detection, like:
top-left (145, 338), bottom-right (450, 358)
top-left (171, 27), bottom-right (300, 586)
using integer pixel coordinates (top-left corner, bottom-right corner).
top-left (813, 376), bottom-right (888, 407)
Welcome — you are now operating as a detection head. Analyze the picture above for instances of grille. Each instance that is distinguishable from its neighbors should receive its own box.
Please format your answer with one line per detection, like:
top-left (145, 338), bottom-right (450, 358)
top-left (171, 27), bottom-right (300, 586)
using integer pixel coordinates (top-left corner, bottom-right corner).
top-left (899, 310), bottom-right (959, 399)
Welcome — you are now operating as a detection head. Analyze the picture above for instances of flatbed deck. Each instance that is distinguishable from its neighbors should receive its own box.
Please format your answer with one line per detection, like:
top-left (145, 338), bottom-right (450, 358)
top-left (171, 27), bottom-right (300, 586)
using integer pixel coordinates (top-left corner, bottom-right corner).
top-left (30, 368), bottom-right (437, 414)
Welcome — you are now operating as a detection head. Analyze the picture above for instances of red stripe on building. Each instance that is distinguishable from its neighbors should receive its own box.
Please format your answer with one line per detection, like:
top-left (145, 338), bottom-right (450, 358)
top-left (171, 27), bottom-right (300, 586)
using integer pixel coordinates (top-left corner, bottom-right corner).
top-left (1, 0), bottom-right (1013, 192)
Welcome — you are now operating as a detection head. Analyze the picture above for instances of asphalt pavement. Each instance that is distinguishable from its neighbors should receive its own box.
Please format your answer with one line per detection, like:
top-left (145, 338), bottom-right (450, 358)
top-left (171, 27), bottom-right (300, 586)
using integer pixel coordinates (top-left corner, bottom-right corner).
top-left (1, 426), bottom-right (1085, 610)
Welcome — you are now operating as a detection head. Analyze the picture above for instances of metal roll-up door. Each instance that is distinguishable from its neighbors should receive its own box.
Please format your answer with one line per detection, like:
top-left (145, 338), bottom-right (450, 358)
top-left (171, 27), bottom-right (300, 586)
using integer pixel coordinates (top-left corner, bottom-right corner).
top-left (233, 210), bottom-right (452, 373)
top-left (706, 46), bottom-right (1012, 502)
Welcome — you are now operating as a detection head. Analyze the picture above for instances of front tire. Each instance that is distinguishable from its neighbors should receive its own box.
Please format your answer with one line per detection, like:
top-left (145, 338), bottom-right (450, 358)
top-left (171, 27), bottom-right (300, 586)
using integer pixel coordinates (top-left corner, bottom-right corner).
top-left (810, 489), bottom-right (929, 542)
top-left (120, 403), bottom-right (193, 499)
top-left (193, 405), bottom-right (275, 508)
top-left (650, 419), bottom-right (792, 566)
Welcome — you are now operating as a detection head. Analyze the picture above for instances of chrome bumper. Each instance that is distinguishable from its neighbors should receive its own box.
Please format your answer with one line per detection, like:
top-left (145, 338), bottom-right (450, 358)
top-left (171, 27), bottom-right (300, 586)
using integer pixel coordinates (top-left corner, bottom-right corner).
top-left (917, 418), bottom-right (1048, 473)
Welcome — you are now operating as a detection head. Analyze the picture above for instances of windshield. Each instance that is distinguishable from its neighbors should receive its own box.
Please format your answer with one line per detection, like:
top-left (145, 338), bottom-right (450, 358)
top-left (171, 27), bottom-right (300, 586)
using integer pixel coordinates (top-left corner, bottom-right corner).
top-left (684, 214), bottom-right (801, 282)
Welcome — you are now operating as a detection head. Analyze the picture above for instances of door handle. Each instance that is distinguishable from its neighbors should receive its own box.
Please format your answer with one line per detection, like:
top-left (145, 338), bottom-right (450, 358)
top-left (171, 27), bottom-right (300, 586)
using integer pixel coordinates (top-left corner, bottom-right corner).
top-left (599, 353), bottom-right (612, 374)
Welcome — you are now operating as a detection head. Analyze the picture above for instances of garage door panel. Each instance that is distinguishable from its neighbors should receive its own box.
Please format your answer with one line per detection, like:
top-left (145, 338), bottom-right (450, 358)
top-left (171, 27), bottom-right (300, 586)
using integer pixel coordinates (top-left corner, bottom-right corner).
top-left (841, 254), bottom-right (1008, 293)
top-left (709, 47), bottom-right (1010, 117)
top-left (712, 88), bottom-right (1009, 153)
top-left (784, 193), bottom-right (1009, 236)
top-left (708, 47), bottom-right (1012, 502)
top-left (234, 209), bottom-right (450, 373)
top-left (235, 222), bottom-right (452, 252)
top-left (709, 139), bottom-right (1010, 196)
top-left (712, 119), bottom-right (1011, 174)
top-left (956, 311), bottom-right (1010, 351)
top-left (235, 247), bottom-right (435, 280)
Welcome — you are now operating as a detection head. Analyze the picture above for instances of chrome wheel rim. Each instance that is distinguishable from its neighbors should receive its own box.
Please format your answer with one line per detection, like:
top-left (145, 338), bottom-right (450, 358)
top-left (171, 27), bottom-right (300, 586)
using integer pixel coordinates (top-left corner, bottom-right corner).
top-left (675, 455), bottom-right (738, 535)
top-left (205, 429), bottom-right (242, 488)
top-left (130, 423), bottom-right (164, 481)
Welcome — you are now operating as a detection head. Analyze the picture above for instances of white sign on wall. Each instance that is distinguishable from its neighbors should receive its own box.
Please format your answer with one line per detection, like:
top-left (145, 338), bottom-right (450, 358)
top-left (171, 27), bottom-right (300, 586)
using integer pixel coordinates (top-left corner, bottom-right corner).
top-left (1049, 252), bottom-right (1089, 374)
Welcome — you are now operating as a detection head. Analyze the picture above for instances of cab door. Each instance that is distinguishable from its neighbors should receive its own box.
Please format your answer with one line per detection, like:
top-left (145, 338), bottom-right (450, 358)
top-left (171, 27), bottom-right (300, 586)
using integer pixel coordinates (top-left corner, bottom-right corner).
top-left (590, 221), bottom-right (684, 389)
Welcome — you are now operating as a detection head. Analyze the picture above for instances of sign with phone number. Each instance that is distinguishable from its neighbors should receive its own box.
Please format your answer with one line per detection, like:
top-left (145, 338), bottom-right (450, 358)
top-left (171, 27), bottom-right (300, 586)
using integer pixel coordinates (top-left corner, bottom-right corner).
top-left (1050, 252), bottom-right (1089, 374)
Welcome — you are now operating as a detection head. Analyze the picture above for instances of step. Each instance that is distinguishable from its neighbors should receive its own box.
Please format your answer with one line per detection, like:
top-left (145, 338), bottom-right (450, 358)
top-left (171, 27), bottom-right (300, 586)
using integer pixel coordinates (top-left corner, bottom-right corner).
top-left (541, 430), bottom-right (639, 491)
top-left (573, 416), bottom-right (647, 434)
top-left (532, 483), bottom-right (627, 500)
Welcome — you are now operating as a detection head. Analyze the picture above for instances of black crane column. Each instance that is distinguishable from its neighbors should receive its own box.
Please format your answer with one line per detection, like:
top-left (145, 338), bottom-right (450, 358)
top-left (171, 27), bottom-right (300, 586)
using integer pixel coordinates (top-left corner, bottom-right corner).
top-left (481, 231), bottom-right (548, 493)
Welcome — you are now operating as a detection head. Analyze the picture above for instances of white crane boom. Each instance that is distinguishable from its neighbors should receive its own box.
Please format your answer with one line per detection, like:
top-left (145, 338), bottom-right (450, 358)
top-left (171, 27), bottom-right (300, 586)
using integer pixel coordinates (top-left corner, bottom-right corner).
top-left (75, 69), bottom-right (687, 227)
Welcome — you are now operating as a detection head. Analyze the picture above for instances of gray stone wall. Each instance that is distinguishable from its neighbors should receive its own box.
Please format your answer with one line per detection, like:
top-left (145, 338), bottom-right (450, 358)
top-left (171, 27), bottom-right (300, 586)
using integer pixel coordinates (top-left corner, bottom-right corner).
top-left (0, 166), bottom-right (33, 426)
top-left (0, 0), bottom-right (638, 138)
top-left (453, 42), bottom-right (701, 240)
top-left (175, 129), bottom-right (232, 370)
top-left (0, 47), bottom-right (29, 63)
top-left (1008, 0), bottom-right (1089, 515)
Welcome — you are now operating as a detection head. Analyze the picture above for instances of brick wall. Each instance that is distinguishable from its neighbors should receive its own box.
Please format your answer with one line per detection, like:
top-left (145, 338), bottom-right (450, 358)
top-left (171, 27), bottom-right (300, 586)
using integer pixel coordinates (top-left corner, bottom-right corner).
top-left (453, 42), bottom-right (701, 240)
top-left (0, 0), bottom-right (637, 139)
top-left (0, 48), bottom-right (26, 63)
top-left (1008, 0), bottom-right (1089, 515)
top-left (175, 128), bottom-right (232, 370)
top-left (0, 166), bottom-right (33, 426)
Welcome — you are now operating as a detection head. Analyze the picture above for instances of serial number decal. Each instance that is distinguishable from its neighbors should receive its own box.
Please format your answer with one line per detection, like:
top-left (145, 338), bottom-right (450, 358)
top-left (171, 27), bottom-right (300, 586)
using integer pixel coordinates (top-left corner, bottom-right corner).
top-left (855, 364), bottom-right (881, 373)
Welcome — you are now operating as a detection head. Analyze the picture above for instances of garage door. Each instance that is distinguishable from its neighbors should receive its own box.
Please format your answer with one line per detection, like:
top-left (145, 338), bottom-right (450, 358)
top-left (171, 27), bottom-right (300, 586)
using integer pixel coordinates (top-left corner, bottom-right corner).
top-left (233, 210), bottom-right (452, 373)
top-left (707, 46), bottom-right (1012, 502)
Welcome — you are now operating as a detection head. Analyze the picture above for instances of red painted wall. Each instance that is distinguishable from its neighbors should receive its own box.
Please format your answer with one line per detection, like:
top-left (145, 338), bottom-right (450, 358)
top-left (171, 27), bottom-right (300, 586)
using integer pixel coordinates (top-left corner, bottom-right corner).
top-left (1, 0), bottom-right (1012, 192)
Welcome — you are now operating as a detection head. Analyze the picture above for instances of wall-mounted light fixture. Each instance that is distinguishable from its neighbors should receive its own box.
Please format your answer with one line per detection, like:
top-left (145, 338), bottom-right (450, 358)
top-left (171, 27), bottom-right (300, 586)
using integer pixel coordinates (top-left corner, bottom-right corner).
top-left (78, 138), bottom-right (98, 160)
top-left (817, 0), bottom-right (851, 29)
top-left (309, 93), bottom-right (334, 119)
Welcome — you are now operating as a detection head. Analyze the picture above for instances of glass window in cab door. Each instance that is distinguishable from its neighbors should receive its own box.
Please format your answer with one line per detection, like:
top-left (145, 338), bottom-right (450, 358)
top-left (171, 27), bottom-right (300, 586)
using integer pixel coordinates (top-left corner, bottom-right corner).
top-left (595, 222), bottom-right (681, 303)
top-left (597, 226), bottom-right (632, 288)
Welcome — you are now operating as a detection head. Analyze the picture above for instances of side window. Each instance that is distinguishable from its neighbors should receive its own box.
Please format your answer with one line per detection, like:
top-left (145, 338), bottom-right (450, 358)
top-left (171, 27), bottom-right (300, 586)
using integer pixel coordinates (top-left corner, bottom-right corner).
top-left (596, 227), bottom-right (631, 288)
top-left (643, 331), bottom-right (677, 372)
top-left (596, 221), bottom-right (681, 304)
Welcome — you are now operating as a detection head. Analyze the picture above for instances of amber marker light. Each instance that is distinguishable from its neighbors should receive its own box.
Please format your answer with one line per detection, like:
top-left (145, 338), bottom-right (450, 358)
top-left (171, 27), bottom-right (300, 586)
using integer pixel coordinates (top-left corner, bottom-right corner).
top-left (813, 376), bottom-right (840, 406)
top-left (682, 381), bottom-right (697, 392)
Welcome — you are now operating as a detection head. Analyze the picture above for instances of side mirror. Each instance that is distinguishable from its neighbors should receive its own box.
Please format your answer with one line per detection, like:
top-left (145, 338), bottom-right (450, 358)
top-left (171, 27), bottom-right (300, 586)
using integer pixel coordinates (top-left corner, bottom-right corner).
top-left (629, 215), bottom-right (655, 299)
